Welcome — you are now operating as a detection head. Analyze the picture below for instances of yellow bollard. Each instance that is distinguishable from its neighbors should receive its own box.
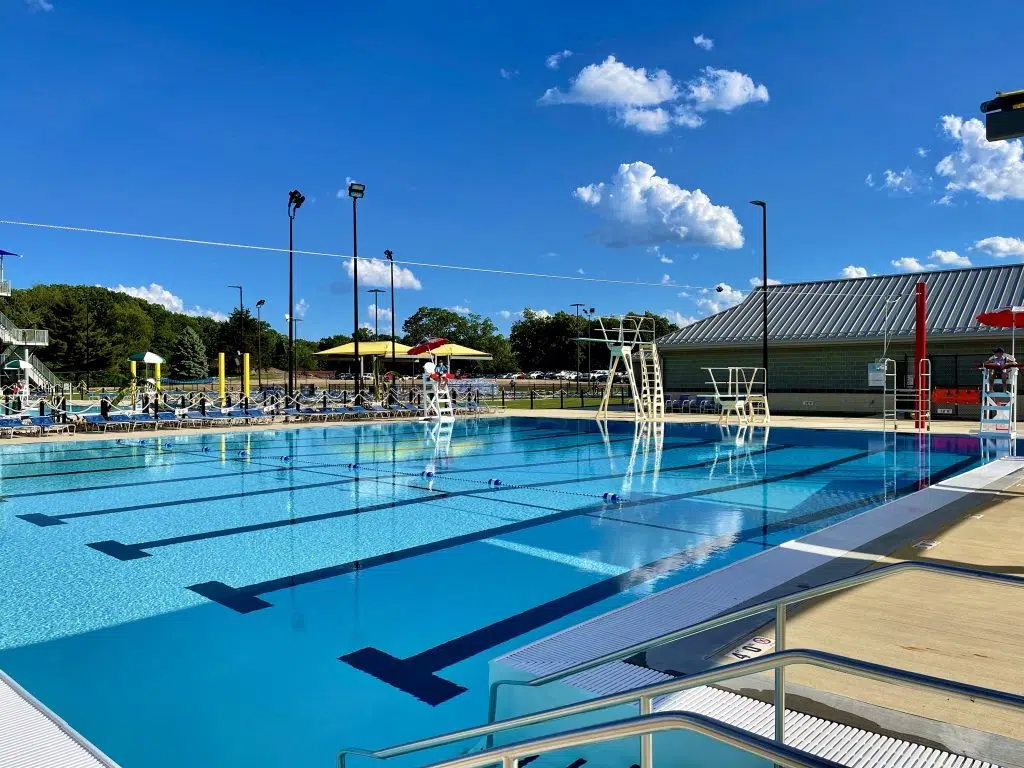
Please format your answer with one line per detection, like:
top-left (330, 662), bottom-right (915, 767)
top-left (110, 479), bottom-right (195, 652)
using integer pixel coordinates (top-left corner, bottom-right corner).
top-left (218, 352), bottom-right (226, 406)
top-left (242, 353), bottom-right (251, 398)
top-left (154, 362), bottom-right (162, 394)
top-left (130, 361), bottom-right (137, 405)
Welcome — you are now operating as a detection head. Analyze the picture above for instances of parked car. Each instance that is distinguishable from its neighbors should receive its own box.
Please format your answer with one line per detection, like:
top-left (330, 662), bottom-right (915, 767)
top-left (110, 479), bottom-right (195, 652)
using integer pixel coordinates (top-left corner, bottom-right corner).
top-left (589, 370), bottom-right (610, 381)
top-left (528, 371), bottom-right (545, 379)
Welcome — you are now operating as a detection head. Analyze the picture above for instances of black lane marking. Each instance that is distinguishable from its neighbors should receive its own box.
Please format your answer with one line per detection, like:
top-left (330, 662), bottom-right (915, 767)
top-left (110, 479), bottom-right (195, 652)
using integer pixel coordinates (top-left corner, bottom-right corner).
top-left (186, 445), bottom-right (856, 613)
top-left (36, 436), bottom-right (708, 529)
top-left (82, 437), bottom-right (730, 554)
top-left (340, 528), bottom-right (769, 705)
top-left (338, 451), bottom-right (975, 705)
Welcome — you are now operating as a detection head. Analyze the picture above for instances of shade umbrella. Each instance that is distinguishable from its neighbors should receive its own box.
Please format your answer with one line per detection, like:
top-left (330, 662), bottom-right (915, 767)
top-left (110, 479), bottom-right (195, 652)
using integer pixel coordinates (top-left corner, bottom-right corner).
top-left (128, 351), bottom-right (166, 364)
top-left (315, 341), bottom-right (415, 357)
top-left (407, 337), bottom-right (450, 356)
top-left (976, 306), bottom-right (1024, 357)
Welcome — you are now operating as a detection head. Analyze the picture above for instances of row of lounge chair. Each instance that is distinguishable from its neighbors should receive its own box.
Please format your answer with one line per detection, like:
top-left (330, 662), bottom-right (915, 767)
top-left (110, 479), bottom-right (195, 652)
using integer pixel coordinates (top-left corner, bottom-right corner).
top-left (79, 408), bottom-right (275, 432)
top-left (664, 394), bottom-right (720, 414)
top-left (0, 415), bottom-right (76, 437)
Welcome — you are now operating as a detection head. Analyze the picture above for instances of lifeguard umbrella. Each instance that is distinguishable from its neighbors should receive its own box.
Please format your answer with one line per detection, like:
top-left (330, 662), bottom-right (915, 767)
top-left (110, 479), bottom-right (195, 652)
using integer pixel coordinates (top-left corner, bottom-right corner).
top-left (407, 337), bottom-right (450, 356)
top-left (128, 351), bottom-right (166, 364)
top-left (976, 306), bottom-right (1024, 356)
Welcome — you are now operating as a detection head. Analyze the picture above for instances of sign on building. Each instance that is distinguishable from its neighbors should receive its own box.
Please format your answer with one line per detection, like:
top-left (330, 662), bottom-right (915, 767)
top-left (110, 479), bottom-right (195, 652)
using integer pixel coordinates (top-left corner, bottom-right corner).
top-left (867, 361), bottom-right (886, 388)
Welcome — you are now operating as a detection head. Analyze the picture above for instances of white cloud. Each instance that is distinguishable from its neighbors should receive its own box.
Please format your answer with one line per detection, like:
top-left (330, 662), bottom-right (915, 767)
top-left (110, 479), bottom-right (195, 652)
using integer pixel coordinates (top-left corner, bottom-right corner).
top-left (882, 167), bottom-right (916, 192)
top-left (661, 273), bottom-right (673, 285)
top-left (660, 255), bottom-right (674, 264)
top-left (970, 236), bottom-right (1024, 258)
top-left (540, 56), bottom-right (766, 133)
top-left (335, 177), bottom-right (355, 199)
top-left (450, 305), bottom-right (471, 314)
top-left (577, 268), bottom-right (586, 274)
top-left (498, 309), bottom-right (524, 321)
top-left (916, 147), bottom-right (928, 158)
top-left (664, 310), bottom-right (698, 327)
top-left (891, 257), bottom-right (928, 272)
top-left (574, 161), bottom-right (743, 249)
top-left (841, 265), bottom-right (868, 279)
top-left (749, 276), bottom-right (781, 287)
top-left (692, 34), bottom-right (714, 51)
top-left (499, 68), bottom-right (519, 80)
top-left (929, 249), bottom-right (970, 267)
top-left (539, 55), bottom-right (678, 108)
top-left (293, 298), bottom-right (309, 319)
top-left (935, 194), bottom-right (953, 206)
top-left (545, 49), bottom-right (573, 69)
top-left (529, 308), bottom-right (552, 318)
top-left (367, 303), bottom-right (393, 322)
top-left (621, 106), bottom-right (672, 134)
top-left (936, 115), bottom-right (1024, 201)
top-left (25, 0), bottom-right (53, 11)
top-left (687, 67), bottom-right (769, 113)
top-left (696, 282), bottom-right (744, 314)
top-left (864, 173), bottom-right (875, 188)
top-left (345, 257), bottom-right (422, 289)
top-left (111, 283), bottom-right (228, 322)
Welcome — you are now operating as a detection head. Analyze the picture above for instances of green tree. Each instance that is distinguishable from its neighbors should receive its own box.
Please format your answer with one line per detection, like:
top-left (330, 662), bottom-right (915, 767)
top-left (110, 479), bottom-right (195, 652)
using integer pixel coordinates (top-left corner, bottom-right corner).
top-left (169, 327), bottom-right (209, 380)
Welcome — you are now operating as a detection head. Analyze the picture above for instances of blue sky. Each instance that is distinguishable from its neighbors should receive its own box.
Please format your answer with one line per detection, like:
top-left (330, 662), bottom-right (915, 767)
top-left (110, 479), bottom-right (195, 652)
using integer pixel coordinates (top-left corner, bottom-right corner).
top-left (2, 0), bottom-right (1024, 339)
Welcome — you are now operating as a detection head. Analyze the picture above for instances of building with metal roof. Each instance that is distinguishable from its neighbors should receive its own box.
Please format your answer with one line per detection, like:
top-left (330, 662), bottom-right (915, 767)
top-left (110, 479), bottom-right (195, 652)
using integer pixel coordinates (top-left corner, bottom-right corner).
top-left (657, 264), bottom-right (1024, 415)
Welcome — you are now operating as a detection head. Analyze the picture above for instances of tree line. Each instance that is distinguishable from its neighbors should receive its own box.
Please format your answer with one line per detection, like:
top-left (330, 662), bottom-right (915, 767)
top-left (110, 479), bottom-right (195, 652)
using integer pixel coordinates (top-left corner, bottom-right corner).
top-left (1, 284), bottom-right (680, 385)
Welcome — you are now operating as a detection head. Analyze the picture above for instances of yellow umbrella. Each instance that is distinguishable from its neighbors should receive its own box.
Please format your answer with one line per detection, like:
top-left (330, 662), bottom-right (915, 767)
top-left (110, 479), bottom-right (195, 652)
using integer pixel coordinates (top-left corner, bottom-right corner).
top-left (427, 343), bottom-right (492, 360)
top-left (315, 341), bottom-right (416, 357)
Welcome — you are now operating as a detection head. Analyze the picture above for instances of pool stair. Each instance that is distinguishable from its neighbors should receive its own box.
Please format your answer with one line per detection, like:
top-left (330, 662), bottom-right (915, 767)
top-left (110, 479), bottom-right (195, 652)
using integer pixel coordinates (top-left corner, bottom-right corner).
top-left (0, 668), bottom-right (121, 767)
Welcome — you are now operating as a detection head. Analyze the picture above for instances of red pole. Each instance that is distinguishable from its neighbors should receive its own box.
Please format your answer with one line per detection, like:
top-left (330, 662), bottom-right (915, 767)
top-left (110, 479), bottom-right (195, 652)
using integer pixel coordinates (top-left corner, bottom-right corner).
top-left (915, 281), bottom-right (927, 429)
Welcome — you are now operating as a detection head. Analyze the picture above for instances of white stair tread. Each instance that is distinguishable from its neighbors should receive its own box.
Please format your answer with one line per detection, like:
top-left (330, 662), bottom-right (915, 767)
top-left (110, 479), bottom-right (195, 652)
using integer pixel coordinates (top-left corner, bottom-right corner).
top-left (0, 669), bottom-right (119, 767)
top-left (655, 685), bottom-right (998, 768)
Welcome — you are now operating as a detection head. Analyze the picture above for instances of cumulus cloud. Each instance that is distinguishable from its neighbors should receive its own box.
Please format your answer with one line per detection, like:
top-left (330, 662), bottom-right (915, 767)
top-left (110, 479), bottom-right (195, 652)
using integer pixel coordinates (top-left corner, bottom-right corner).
top-left (929, 249), bottom-right (970, 267)
top-left (367, 303), bottom-right (393, 323)
top-left (539, 56), bottom-right (765, 133)
top-left (882, 168), bottom-right (916, 192)
top-left (545, 49), bottom-right (573, 69)
top-left (749, 276), bottom-right (781, 287)
top-left (970, 236), bottom-right (1024, 258)
top-left (864, 173), bottom-right (875, 188)
top-left (916, 147), bottom-right (928, 158)
top-left (687, 67), bottom-right (769, 112)
top-left (529, 308), bottom-right (552, 318)
top-left (539, 55), bottom-right (678, 107)
top-left (692, 34), bottom-right (714, 51)
top-left (497, 309), bottom-right (523, 320)
top-left (345, 257), bottom-right (422, 289)
top-left (450, 305), bottom-right (472, 314)
top-left (891, 257), bottom-right (928, 272)
top-left (25, 0), bottom-right (53, 11)
top-left (664, 310), bottom-right (698, 327)
top-left (574, 161), bottom-right (743, 249)
top-left (499, 68), bottom-right (519, 80)
top-left (841, 265), bottom-right (868, 279)
top-left (660, 273), bottom-right (673, 285)
top-left (293, 298), bottom-right (309, 319)
top-left (696, 282), bottom-right (744, 314)
top-left (660, 255), bottom-right (674, 264)
top-left (112, 283), bottom-right (228, 322)
top-left (936, 115), bottom-right (1024, 200)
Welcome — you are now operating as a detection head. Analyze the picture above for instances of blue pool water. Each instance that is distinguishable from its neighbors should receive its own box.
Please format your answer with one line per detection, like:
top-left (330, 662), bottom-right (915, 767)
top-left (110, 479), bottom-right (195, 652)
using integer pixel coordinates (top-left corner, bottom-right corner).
top-left (0, 417), bottom-right (984, 767)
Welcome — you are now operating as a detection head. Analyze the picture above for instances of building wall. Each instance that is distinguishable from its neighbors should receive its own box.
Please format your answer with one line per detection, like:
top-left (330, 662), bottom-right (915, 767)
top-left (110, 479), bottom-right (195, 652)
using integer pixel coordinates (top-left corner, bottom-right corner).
top-left (660, 337), bottom-right (1016, 393)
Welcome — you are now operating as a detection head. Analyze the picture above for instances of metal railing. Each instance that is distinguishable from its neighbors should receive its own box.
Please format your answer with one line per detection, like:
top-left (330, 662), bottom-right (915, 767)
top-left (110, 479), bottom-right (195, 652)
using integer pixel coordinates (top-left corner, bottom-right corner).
top-left (338, 648), bottom-right (1024, 768)
top-left (0, 307), bottom-right (48, 346)
top-left (486, 560), bottom-right (1023, 750)
top-left (0, 280), bottom-right (11, 297)
top-left (420, 712), bottom-right (847, 768)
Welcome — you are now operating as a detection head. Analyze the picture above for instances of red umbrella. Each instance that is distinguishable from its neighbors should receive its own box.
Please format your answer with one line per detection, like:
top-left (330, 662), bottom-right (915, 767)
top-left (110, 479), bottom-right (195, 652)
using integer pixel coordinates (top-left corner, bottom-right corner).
top-left (407, 337), bottom-right (449, 356)
top-left (976, 306), bottom-right (1024, 356)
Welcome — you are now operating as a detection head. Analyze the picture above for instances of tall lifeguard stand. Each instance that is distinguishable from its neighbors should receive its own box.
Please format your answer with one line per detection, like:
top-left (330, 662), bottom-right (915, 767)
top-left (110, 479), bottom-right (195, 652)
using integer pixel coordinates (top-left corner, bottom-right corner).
top-left (591, 316), bottom-right (664, 421)
top-left (979, 362), bottom-right (1017, 439)
top-left (704, 367), bottom-right (770, 427)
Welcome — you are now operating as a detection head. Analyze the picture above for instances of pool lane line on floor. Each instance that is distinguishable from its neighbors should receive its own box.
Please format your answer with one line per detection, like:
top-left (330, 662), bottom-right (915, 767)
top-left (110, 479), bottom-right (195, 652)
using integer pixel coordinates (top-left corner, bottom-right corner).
top-left (337, 453), bottom-right (978, 705)
top-left (0, 424), bottom-right (574, 476)
top-left (183, 447), bottom-right (863, 613)
top-left (17, 435), bottom-right (715, 525)
top-left (85, 442), bottom-right (795, 561)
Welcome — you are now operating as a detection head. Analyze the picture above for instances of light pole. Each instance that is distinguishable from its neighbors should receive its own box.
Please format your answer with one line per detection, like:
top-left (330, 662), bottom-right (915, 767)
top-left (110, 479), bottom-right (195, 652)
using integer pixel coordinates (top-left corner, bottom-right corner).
top-left (367, 288), bottom-right (385, 338)
top-left (255, 298), bottom-right (265, 392)
top-left (228, 284), bottom-right (244, 376)
top-left (384, 249), bottom-right (396, 365)
top-left (586, 307), bottom-right (595, 381)
top-left (571, 303), bottom-right (586, 394)
top-left (287, 189), bottom-right (305, 400)
top-left (291, 317), bottom-right (303, 390)
top-left (749, 200), bottom-right (768, 373)
top-left (348, 182), bottom-right (366, 397)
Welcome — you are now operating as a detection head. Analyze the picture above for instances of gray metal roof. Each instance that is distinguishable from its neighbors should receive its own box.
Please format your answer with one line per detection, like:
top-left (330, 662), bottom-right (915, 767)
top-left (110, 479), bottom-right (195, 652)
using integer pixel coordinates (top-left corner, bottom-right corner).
top-left (658, 264), bottom-right (1024, 349)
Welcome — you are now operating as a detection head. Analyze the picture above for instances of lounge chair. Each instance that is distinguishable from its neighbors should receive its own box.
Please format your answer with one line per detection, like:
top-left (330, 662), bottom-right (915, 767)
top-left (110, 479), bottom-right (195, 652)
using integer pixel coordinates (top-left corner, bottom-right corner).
top-left (368, 403), bottom-right (392, 419)
top-left (81, 414), bottom-right (110, 432)
top-left (323, 407), bottom-right (351, 421)
top-left (203, 410), bottom-right (234, 426)
top-left (181, 411), bottom-right (207, 428)
top-left (0, 417), bottom-right (23, 437)
top-left (131, 413), bottom-right (159, 430)
top-left (28, 416), bottom-right (74, 436)
top-left (107, 414), bottom-right (135, 432)
top-left (347, 405), bottom-right (371, 419)
top-left (157, 412), bottom-right (182, 429)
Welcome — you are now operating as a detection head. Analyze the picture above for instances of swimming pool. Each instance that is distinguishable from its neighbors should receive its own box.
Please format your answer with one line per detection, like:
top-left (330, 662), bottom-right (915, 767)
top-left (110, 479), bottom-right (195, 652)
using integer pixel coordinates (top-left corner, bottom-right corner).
top-left (0, 417), bottom-right (983, 767)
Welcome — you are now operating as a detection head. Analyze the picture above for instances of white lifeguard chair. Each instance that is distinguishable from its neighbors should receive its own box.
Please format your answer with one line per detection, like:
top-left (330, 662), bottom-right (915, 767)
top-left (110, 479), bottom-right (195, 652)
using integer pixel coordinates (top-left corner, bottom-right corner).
top-left (421, 361), bottom-right (454, 422)
top-left (704, 367), bottom-right (771, 427)
top-left (591, 316), bottom-right (664, 421)
top-left (978, 362), bottom-right (1018, 439)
